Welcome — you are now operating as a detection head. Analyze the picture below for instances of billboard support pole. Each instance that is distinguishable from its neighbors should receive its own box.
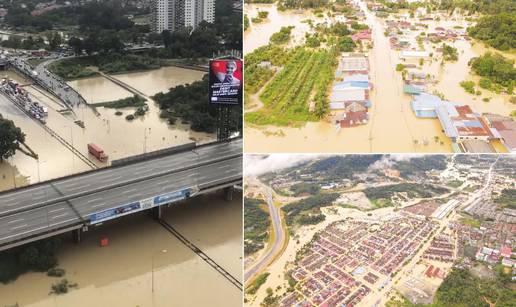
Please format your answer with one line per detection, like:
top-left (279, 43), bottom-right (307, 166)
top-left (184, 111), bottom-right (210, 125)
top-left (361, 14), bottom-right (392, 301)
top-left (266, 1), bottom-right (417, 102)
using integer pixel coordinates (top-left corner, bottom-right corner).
top-left (217, 105), bottom-right (232, 141)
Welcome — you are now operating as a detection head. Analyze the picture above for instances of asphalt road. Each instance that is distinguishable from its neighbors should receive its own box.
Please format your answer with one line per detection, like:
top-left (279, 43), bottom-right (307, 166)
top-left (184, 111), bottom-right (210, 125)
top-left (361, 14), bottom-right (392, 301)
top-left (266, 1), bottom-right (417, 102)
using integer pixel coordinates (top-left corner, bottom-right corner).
top-left (244, 186), bottom-right (285, 283)
top-left (0, 139), bottom-right (242, 246)
top-left (11, 57), bottom-right (86, 107)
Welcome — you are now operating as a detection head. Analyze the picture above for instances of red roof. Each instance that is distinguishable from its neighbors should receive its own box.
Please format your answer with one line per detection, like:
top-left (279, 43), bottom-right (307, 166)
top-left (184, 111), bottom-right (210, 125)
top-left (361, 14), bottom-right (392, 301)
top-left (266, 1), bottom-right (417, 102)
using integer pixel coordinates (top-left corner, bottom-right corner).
top-left (501, 246), bottom-right (512, 258)
top-left (425, 265), bottom-right (434, 277)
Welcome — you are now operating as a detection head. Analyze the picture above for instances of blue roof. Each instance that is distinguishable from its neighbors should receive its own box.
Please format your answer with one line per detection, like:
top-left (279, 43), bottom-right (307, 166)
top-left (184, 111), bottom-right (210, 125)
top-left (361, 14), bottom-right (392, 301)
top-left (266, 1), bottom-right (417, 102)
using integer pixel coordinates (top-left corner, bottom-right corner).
top-left (413, 93), bottom-right (443, 106)
top-left (333, 81), bottom-right (369, 89)
top-left (463, 120), bottom-right (483, 128)
top-left (413, 109), bottom-right (437, 118)
top-left (343, 74), bottom-right (369, 82)
top-left (436, 105), bottom-right (459, 138)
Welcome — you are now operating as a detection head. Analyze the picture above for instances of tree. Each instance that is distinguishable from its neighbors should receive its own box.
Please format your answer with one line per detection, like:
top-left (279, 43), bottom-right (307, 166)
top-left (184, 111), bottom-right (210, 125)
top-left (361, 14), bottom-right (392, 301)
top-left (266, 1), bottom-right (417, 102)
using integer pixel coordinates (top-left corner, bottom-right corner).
top-left (48, 32), bottom-right (63, 51)
top-left (161, 30), bottom-right (173, 48)
top-left (68, 37), bottom-right (83, 55)
top-left (0, 114), bottom-right (25, 161)
top-left (338, 36), bottom-right (356, 52)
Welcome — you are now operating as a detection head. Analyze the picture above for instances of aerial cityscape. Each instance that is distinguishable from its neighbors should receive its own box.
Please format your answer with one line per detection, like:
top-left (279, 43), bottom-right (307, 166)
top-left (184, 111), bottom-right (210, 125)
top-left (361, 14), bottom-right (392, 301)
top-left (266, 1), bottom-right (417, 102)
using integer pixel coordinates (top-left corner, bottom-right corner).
top-left (0, 0), bottom-right (243, 306)
top-left (244, 0), bottom-right (515, 153)
top-left (244, 154), bottom-right (515, 306)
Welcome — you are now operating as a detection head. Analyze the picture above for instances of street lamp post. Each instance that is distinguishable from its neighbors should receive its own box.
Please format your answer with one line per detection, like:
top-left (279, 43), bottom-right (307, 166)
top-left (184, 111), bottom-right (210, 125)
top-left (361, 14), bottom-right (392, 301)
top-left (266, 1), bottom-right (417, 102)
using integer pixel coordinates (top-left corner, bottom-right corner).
top-left (151, 249), bottom-right (167, 294)
top-left (143, 127), bottom-right (151, 154)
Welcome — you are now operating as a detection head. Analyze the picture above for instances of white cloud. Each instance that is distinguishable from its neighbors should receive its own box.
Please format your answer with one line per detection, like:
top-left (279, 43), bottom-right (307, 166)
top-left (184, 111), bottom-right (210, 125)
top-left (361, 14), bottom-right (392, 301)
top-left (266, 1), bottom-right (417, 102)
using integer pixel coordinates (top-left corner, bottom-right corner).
top-left (244, 154), bottom-right (323, 176)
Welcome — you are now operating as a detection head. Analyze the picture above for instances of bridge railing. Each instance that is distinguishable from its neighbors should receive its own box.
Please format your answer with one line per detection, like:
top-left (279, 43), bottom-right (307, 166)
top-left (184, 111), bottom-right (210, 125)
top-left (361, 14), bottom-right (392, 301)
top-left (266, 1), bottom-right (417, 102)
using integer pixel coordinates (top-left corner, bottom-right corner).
top-left (0, 136), bottom-right (241, 197)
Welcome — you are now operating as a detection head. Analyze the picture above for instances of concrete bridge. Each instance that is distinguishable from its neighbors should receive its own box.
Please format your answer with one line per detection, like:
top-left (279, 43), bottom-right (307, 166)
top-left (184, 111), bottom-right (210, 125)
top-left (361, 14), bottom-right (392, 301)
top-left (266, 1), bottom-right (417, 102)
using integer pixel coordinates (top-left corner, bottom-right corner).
top-left (0, 138), bottom-right (242, 251)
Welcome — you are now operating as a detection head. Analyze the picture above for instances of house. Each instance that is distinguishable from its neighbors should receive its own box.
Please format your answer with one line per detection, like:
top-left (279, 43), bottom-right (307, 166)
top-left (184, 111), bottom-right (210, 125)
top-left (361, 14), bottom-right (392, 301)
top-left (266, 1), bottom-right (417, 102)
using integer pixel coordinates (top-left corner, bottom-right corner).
top-left (437, 105), bottom-right (494, 142)
top-left (483, 114), bottom-right (516, 153)
top-left (352, 30), bottom-right (372, 42)
top-left (339, 54), bottom-right (369, 72)
top-left (411, 93), bottom-right (454, 118)
top-left (460, 140), bottom-right (496, 153)
top-left (501, 258), bottom-right (513, 267)
top-left (330, 81), bottom-right (370, 104)
top-left (336, 110), bottom-right (369, 128)
top-left (403, 84), bottom-right (423, 95)
top-left (500, 246), bottom-right (512, 258)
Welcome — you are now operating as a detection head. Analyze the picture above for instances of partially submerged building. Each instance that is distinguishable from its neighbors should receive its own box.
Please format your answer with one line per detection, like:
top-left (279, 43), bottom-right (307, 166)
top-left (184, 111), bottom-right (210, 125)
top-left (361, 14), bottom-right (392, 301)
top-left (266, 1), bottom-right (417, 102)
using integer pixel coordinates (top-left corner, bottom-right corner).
top-left (332, 54), bottom-right (372, 128)
top-left (483, 113), bottom-right (516, 153)
top-left (410, 94), bottom-right (498, 152)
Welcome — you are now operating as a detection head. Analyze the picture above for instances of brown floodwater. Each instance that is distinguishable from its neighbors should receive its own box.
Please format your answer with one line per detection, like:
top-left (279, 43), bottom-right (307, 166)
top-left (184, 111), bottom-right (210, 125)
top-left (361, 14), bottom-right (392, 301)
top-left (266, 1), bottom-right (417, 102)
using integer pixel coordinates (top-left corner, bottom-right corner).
top-left (0, 66), bottom-right (212, 192)
top-left (244, 4), bottom-right (323, 54)
top-left (244, 2), bottom-right (450, 153)
top-left (244, 1), bottom-right (514, 153)
top-left (0, 191), bottom-right (242, 307)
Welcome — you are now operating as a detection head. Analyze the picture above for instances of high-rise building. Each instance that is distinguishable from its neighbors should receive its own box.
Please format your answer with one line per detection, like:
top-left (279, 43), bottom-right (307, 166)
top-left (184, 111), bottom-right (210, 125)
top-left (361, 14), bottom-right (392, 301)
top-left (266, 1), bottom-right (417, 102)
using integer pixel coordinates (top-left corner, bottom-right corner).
top-left (151, 0), bottom-right (215, 33)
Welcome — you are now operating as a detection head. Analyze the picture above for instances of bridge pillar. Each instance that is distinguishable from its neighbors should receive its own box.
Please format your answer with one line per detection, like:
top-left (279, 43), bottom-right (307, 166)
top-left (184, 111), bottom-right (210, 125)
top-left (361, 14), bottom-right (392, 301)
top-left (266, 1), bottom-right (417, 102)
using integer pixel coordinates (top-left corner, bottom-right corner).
top-left (223, 187), bottom-right (234, 201)
top-left (72, 228), bottom-right (82, 243)
top-left (150, 206), bottom-right (162, 220)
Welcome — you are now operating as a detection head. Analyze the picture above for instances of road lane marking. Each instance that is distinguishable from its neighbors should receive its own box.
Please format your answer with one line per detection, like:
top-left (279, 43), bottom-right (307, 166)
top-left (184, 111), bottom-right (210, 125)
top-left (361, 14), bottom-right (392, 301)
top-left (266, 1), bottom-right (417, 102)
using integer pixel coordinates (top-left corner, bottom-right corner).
top-left (86, 198), bottom-right (103, 204)
top-left (10, 224), bottom-right (28, 230)
top-left (7, 218), bottom-right (24, 224)
top-left (48, 207), bottom-right (66, 213)
top-left (52, 213), bottom-right (68, 220)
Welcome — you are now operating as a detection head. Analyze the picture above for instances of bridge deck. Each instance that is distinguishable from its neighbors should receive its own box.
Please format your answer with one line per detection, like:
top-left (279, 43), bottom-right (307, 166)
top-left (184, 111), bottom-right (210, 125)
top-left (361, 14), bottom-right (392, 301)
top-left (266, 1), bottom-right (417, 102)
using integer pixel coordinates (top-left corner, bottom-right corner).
top-left (0, 139), bottom-right (242, 248)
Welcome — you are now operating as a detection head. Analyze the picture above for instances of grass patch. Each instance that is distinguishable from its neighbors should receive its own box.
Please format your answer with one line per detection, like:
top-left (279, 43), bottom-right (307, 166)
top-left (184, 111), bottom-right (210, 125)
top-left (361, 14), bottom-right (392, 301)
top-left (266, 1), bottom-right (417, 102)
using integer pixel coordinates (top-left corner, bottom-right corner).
top-left (48, 54), bottom-right (164, 80)
top-left (91, 95), bottom-right (147, 108)
top-left (446, 180), bottom-right (463, 188)
top-left (460, 217), bottom-right (481, 228)
top-left (246, 272), bottom-right (270, 295)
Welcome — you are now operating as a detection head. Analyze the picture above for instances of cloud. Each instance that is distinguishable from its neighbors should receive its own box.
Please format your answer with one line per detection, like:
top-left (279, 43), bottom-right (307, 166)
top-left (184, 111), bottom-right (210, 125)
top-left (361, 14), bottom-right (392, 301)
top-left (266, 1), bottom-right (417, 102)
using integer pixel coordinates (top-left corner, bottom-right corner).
top-left (369, 154), bottom-right (427, 171)
top-left (244, 154), bottom-right (323, 176)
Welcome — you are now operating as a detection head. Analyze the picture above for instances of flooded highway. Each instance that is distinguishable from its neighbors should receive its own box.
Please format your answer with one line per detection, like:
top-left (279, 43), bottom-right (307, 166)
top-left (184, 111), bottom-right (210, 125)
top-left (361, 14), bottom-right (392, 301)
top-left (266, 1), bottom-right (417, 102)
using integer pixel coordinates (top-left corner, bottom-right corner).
top-left (0, 191), bottom-right (242, 307)
top-left (0, 66), bottom-right (211, 191)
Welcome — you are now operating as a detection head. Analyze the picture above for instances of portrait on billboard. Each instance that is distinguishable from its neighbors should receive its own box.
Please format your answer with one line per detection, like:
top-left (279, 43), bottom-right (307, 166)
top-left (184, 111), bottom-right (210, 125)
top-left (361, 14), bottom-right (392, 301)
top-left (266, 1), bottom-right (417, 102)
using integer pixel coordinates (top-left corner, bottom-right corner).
top-left (209, 59), bottom-right (243, 105)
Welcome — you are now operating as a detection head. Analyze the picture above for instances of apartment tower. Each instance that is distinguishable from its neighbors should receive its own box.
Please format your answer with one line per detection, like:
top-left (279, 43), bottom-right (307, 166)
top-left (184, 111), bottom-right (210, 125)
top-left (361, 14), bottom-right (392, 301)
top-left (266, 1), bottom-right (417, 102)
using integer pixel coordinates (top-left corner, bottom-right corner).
top-left (151, 0), bottom-right (215, 33)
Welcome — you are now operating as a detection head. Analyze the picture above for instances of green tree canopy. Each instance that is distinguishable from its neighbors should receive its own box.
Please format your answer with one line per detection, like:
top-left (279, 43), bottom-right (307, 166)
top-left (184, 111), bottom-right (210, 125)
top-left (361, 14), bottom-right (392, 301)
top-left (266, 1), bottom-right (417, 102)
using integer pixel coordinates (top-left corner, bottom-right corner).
top-left (0, 114), bottom-right (25, 161)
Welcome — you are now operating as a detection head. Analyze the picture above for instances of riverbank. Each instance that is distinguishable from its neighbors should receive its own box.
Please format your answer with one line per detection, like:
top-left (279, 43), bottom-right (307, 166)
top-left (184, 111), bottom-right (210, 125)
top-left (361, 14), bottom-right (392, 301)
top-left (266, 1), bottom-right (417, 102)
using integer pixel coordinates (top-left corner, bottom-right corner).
top-left (0, 66), bottom-right (212, 192)
top-left (47, 55), bottom-right (209, 81)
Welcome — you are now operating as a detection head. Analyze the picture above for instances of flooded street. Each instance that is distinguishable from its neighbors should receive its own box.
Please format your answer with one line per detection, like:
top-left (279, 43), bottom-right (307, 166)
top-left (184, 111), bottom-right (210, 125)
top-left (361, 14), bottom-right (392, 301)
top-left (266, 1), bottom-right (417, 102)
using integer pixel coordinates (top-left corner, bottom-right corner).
top-left (244, 1), bottom-right (450, 153)
top-left (0, 66), bottom-right (211, 191)
top-left (0, 191), bottom-right (242, 307)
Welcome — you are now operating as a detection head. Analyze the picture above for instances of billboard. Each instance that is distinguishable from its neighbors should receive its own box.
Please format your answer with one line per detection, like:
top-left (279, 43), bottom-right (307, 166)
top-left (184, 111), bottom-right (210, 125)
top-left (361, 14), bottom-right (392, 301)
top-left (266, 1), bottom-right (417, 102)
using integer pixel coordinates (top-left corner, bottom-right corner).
top-left (89, 201), bottom-right (141, 224)
top-left (153, 189), bottom-right (190, 206)
top-left (209, 59), bottom-right (243, 105)
top-left (88, 188), bottom-right (193, 224)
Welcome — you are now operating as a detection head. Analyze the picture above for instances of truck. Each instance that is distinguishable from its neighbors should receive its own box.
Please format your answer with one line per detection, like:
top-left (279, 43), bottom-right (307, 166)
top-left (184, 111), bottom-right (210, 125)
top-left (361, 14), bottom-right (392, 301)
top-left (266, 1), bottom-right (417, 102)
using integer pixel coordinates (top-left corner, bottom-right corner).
top-left (87, 143), bottom-right (108, 162)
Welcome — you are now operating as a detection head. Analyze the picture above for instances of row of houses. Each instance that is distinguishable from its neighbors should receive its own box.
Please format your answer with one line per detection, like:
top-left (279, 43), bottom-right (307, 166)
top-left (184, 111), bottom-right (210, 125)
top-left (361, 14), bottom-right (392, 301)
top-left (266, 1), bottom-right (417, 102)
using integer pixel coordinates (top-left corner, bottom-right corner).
top-left (330, 53), bottom-right (372, 128)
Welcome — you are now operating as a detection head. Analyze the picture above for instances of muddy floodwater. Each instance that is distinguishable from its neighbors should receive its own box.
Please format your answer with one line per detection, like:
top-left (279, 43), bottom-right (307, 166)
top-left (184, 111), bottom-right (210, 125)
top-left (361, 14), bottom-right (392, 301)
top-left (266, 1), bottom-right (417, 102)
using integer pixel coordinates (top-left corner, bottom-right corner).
top-left (0, 191), bottom-right (242, 307)
top-left (244, 4), bottom-right (323, 54)
top-left (0, 66), bottom-right (211, 191)
top-left (244, 1), bottom-right (515, 153)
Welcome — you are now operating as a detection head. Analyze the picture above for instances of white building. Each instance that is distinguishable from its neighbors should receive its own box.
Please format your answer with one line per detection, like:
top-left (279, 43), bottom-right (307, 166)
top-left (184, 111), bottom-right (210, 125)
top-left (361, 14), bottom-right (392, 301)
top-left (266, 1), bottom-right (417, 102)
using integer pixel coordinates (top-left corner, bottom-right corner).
top-left (151, 0), bottom-right (215, 33)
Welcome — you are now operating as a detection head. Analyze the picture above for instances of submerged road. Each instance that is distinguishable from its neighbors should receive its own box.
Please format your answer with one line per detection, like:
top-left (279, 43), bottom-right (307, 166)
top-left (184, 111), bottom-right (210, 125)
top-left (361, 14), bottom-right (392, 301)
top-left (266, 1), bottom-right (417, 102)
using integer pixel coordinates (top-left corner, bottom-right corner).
top-left (244, 185), bottom-right (285, 284)
top-left (0, 139), bottom-right (242, 249)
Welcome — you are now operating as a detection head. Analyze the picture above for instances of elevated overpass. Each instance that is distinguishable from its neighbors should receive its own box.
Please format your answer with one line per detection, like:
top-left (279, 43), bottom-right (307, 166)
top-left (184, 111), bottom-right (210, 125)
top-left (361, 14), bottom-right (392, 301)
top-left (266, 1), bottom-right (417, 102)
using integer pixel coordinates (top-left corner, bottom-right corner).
top-left (0, 138), bottom-right (242, 251)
